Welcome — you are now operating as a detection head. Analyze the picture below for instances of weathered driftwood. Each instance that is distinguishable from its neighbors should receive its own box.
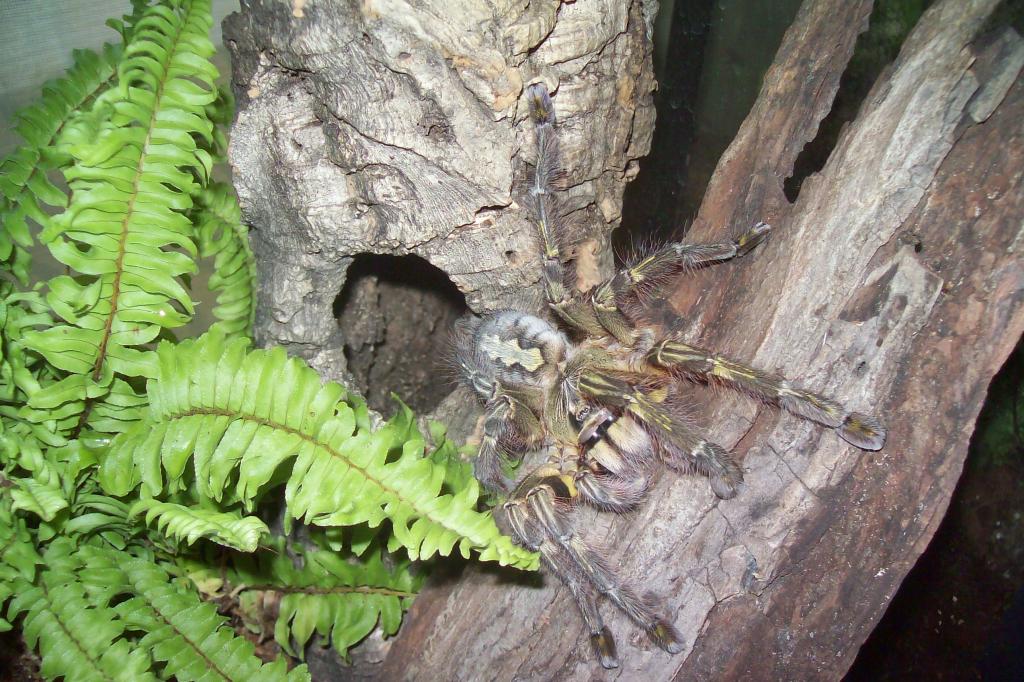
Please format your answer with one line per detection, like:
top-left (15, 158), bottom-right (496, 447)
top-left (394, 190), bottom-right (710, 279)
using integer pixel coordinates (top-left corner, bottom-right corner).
top-left (225, 0), bottom-right (1024, 679)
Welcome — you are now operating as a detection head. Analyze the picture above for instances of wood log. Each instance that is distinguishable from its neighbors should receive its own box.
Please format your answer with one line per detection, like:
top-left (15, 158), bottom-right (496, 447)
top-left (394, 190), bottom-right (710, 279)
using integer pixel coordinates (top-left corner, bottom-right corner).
top-left (224, 0), bottom-right (1024, 678)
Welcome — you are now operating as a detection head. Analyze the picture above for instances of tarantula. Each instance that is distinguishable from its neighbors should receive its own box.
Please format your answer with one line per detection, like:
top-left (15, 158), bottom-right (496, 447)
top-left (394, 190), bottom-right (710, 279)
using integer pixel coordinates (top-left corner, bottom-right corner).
top-left (451, 83), bottom-right (886, 669)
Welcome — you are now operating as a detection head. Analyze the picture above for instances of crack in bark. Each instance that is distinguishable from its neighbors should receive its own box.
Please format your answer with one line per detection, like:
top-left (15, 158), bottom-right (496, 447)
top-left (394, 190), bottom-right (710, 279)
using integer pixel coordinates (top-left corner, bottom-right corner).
top-left (766, 442), bottom-right (820, 500)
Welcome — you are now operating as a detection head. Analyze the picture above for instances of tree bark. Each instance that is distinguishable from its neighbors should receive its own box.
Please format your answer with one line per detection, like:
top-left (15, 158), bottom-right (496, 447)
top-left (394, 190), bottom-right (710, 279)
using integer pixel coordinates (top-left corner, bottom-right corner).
top-left (224, 0), bottom-right (1024, 679)
top-left (223, 0), bottom-right (657, 412)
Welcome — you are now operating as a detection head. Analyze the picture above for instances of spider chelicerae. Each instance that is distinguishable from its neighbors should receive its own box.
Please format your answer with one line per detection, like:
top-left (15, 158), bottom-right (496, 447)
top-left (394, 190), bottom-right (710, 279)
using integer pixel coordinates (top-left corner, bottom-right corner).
top-left (451, 82), bottom-right (886, 669)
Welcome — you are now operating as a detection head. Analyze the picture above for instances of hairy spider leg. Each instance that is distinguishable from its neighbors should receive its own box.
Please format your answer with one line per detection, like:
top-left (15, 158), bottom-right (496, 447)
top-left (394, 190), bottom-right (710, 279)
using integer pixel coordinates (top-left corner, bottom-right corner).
top-left (648, 340), bottom-right (886, 450)
top-left (577, 370), bottom-right (742, 498)
top-left (501, 468), bottom-right (684, 668)
top-left (500, 484), bottom-right (619, 668)
top-left (474, 391), bottom-right (544, 493)
top-left (573, 466), bottom-right (649, 513)
top-left (523, 83), bottom-right (614, 339)
top-left (587, 221), bottom-right (773, 344)
top-left (474, 394), bottom-right (516, 493)
top-left (616, 221), bottom-right (771, 303)
top-left (547, 545), bottom-right (620, 669)
top-left (525, 484), bottom-right (684, 654)
top-left (627, 392), bottom-right (744, 499)
top-left (525, 83), bottom-right (570, 305)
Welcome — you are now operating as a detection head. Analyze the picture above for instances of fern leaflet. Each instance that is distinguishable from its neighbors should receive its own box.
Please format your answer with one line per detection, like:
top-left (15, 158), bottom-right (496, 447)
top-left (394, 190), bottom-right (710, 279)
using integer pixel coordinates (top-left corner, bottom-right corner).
top-left (131, 498), bottom-right (268, 551)
top-left (8, 574), bottom-right (157, 682)
top-left (90, 549), bottom-right (310, 682)
top-left (228, 539), bottom-right (421, 657)
top-left (0, 493), bottom-right (40, 632)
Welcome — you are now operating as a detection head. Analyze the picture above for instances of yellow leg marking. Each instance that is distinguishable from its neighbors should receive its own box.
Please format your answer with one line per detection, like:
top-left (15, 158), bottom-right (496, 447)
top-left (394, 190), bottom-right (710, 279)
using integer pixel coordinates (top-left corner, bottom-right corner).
top-left (710, 357), bottom-right (757, 382)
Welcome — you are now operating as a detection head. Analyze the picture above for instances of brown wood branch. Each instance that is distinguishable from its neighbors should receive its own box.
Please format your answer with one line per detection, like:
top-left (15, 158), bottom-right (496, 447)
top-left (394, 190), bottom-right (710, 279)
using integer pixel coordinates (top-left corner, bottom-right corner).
top-left (693, 0), bottom-right (873, 235)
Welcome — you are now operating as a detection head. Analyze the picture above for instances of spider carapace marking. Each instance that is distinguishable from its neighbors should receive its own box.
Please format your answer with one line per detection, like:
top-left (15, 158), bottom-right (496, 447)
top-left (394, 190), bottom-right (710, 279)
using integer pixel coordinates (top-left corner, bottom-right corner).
top-left (451, 83), bottom-right (886, 669)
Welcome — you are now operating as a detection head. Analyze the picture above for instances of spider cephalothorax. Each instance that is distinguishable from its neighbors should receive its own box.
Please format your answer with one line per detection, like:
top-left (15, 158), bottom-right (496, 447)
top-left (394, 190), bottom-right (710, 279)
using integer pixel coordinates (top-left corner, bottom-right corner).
top-left (452, 83), bottom-right (886, 669)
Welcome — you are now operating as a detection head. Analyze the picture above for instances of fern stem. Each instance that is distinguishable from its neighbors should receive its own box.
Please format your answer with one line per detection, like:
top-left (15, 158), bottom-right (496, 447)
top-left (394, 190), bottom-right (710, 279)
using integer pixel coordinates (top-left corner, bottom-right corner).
top-left (239, 584), bottom-right (417, 598)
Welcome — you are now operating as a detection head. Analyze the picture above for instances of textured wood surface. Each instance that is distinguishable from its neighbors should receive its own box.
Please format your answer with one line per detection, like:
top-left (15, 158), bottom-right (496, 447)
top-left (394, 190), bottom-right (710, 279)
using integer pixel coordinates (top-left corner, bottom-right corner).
top-left (224, 0), bottom-right (1024, 679)
top-left (224, 0), bottom-right (657, 395)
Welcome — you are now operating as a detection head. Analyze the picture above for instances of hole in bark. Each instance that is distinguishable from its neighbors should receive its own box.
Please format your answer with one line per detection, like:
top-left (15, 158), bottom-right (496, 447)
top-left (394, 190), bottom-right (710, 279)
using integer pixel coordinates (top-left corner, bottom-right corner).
top-left (783, 0), bottom-right (934, 203)
top-left (334, 253), bottom-right (467, 415)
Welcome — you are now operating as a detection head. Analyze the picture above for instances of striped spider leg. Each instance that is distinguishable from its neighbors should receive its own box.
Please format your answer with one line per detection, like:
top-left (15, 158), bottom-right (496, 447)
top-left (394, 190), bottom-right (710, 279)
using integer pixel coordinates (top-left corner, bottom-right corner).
top-left (523, 81), bottom-right (771, 345)
top-left (496, 456), bottom-right (683, 669)
top-left (647, 340), bottom-right (886, 451)
top-left (575, 368), bottom-right (745, 500)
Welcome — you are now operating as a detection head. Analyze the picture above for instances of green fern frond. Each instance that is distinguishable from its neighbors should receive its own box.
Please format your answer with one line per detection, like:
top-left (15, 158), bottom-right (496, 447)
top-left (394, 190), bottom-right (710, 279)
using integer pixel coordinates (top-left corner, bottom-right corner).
top-left (0, 44), bottom-right (121, 284)
top-left (21, 0), bottom-right (220, 438)
top-left (230, 541), bottom-right (421, 658)
top-left (131, 498), bottom-right (268, 551)
top-left (0, 428), bottom-right (139, 546)
top-left (81, 549), bottom-right (310, 682)
top-left (8, 541), bottom-right (306, 682)
top-left (194, 182), bottom-right (256, 338)
top-left (100, 328), bottom-right (539, 569)
top-left (8, 573), bottom-right (157, 682)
